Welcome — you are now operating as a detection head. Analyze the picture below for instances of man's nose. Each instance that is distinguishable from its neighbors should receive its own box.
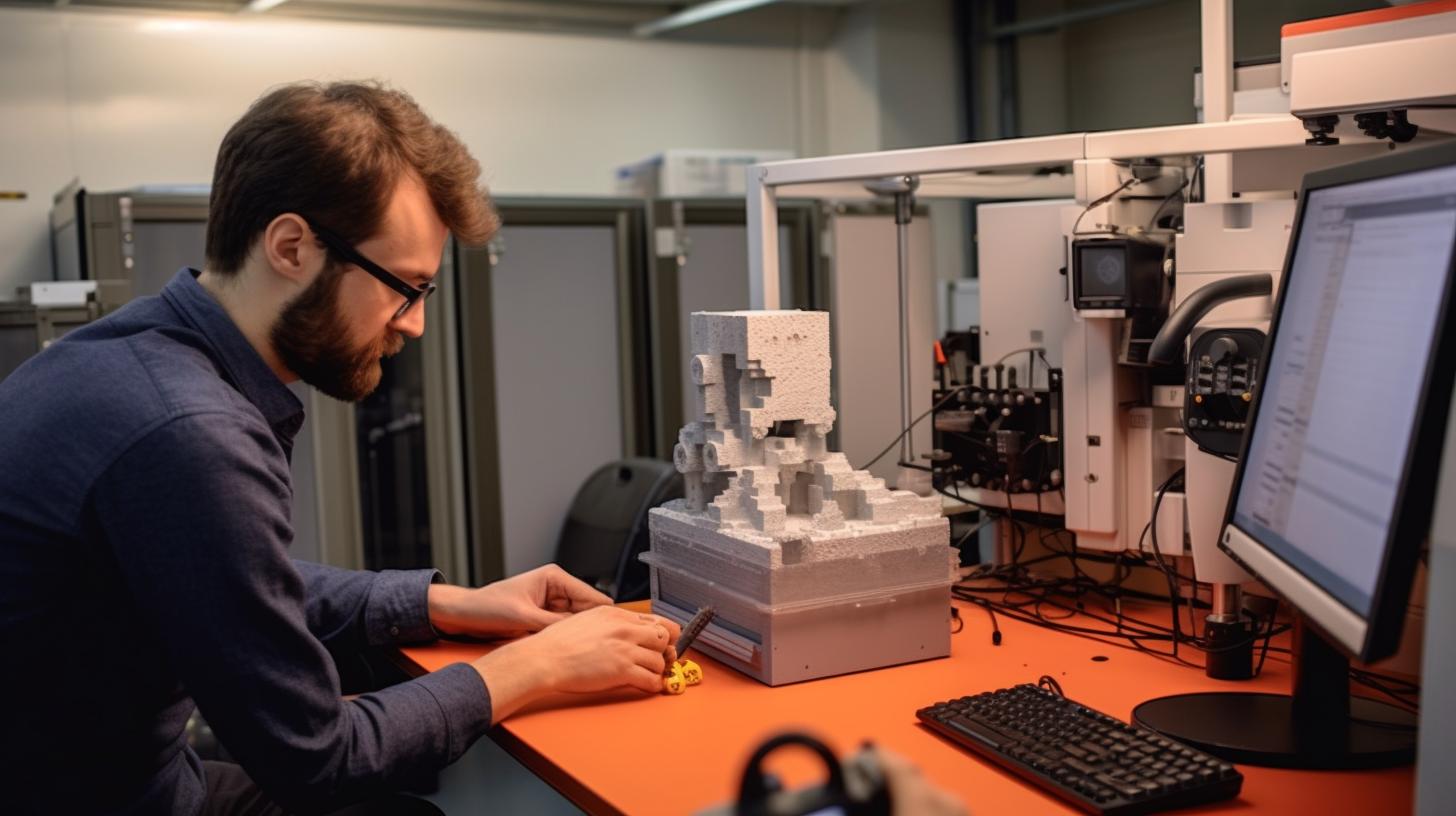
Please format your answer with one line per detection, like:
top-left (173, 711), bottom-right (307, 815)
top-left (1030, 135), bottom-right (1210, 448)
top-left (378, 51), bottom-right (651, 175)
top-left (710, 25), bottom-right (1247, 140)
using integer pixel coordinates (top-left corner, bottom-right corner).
top-left (391, 301), bottom-right (426, 338)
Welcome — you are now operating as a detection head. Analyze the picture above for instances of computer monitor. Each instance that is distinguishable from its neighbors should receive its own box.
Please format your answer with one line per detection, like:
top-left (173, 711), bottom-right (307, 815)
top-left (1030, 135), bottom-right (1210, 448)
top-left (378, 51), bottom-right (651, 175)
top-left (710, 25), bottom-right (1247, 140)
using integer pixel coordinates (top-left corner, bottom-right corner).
top-left (1134, 140), bottom-right (1456, 770)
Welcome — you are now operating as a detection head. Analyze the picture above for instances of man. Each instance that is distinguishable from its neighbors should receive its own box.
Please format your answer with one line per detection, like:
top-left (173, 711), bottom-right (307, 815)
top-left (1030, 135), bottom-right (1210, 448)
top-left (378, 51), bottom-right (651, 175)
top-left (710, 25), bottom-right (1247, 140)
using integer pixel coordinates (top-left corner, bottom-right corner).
top-left (0, 81), bottom-right (682, 814)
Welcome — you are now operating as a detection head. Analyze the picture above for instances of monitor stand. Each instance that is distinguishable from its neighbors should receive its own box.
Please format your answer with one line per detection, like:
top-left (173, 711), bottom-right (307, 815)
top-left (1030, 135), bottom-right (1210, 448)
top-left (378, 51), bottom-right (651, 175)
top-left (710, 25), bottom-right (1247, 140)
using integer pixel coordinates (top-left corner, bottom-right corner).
top-left (1131, 617), bottom-right (1417, 769)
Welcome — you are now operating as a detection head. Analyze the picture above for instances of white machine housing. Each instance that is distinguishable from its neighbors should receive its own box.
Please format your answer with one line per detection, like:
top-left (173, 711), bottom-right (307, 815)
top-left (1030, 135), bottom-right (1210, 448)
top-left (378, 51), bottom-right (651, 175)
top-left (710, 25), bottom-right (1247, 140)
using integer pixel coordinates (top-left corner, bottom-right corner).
top-left (1173, 200), bottom-right (1297, 582)
top-left (1282, 3), bottom-right (1456, 118)
top-left (739, 2), bottom-right (1455, 808)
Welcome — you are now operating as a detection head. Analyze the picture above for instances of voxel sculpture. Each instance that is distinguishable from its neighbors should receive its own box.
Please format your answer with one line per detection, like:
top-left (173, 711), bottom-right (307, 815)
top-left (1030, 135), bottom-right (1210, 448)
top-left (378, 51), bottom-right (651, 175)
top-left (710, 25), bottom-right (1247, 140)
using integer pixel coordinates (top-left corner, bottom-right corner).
top-left (642, 310), bottom-right (955, 685)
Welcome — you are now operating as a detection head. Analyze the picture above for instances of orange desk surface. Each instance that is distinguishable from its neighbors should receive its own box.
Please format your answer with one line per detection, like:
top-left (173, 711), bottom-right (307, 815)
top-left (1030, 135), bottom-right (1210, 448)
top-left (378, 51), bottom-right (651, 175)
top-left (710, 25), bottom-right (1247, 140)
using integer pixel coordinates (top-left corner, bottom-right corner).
top-left (396, 600), bottom-right (1414, 816)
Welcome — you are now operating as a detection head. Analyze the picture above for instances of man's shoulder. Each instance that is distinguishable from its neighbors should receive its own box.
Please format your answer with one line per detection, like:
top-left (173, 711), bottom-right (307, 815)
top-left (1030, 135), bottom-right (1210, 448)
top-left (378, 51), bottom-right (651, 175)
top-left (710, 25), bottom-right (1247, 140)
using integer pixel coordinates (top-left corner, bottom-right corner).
top-left (0, 308), bottom-right (266, 535)
top-left (0, 302), bottom-right (272, 491)
top-left (22, 300), bottom-right (260, 424)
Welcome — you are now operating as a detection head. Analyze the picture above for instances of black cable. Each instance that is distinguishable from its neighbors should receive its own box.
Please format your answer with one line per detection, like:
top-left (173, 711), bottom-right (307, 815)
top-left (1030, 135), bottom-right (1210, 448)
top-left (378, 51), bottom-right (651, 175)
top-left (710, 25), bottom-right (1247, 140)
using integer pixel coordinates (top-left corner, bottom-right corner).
top-left (934, 484), bottom-right (1004, 515)
top-left (1038, 675), bottom-right (1064, 697)
top-left (1072, 177), bottom-right (1140, 237)
top-left (959, 595), bottom-right (1002, 645)
top-left (980, 582), bottom-right (1194, 645)
top-left (1145, 468), bottom-right (1188, 657)
top-left (1253, 605), bottom-right (1275, 677)
top-left (959, 567), bottom-right (1291, 680)
top-left (952, 514), bottom-right (998, 552)
top-left (953, 541), bottom-right (1226, 672)
top-left (859, 386), bottom-right (971, 471)
top-left (1351, 668), bottom-right (1421, 695)
top-left (1350, 677), bottom-right (1420, 719)
top-left (994, 346), bottom-right (1050, 367)
top-left (955, 585), bottom-right (1179, 643)
top-left (954, 589), bottom-right (1202, 671)
top-left (1005, 489), bottom-right (1026, 567)
top-left (945, 484), bottom-right (1404, 689)
top-left (1144, 158), bottom-right (1203, 232)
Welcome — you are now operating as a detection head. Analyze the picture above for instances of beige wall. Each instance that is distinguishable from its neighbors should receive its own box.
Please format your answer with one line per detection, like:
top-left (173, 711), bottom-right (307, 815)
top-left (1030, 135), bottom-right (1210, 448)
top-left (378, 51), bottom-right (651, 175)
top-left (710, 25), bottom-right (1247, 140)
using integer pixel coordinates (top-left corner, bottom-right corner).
top-left (0, 1), bottom-right (967, 294)
top-left (0, 7), bottom-right (816, 293)
top-left (978, 0), bottom-right (1386, 138)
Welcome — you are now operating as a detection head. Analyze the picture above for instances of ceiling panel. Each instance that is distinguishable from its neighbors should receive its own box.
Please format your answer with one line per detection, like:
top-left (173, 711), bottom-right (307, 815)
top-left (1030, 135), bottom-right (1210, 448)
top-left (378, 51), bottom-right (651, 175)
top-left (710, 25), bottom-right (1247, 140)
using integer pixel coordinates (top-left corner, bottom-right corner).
top-left (5, 0), bottom-right (860, 41)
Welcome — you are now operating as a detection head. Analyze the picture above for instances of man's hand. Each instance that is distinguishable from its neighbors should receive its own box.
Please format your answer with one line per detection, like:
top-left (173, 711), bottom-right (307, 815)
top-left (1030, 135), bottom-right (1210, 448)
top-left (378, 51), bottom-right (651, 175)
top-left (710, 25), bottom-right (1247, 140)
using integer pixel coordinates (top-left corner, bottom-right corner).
top-left (428, 564), bottom-right (613, 639)
top-left (469, 605), bottom-right (682, 723)
top-left (875, 747), bottom-right (967, 816)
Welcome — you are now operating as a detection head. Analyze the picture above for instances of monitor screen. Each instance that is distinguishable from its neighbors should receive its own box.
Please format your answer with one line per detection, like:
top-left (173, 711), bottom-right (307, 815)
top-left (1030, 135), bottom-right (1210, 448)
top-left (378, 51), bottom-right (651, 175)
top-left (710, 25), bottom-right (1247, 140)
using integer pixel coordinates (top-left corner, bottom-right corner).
top-left (1078, 244), bottom-right (1127, 299)
top-left (1230, 161), bottom-right (1456, 623)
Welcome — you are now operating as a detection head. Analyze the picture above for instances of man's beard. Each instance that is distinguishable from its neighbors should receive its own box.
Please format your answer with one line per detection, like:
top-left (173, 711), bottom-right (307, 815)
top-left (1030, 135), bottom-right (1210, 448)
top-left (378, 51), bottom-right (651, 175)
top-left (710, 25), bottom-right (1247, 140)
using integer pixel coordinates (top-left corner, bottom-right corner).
top-left (271, 265), bottom-right (405, 402)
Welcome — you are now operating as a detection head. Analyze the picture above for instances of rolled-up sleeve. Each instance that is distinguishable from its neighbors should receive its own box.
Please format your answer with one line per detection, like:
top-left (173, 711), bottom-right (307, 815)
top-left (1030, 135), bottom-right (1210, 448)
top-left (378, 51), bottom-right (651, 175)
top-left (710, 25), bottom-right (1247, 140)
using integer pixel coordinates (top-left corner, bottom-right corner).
top-left (93, 411), bottom-right (492, 812)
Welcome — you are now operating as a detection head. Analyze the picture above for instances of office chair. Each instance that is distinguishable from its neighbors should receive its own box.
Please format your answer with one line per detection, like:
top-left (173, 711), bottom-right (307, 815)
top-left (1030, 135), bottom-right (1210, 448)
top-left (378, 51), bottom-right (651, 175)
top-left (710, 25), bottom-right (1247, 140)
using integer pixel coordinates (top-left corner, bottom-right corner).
top-left (555, 458), bottom-right (683, 602)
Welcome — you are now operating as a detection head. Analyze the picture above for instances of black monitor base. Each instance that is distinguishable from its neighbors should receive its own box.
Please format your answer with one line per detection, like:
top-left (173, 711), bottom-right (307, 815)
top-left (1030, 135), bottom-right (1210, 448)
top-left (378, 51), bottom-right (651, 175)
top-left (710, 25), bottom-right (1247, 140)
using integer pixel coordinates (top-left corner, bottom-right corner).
top-left (1132, 618), bottom-right (1417, 769)
top-left (1132, 692), bottom-right (1416, 769)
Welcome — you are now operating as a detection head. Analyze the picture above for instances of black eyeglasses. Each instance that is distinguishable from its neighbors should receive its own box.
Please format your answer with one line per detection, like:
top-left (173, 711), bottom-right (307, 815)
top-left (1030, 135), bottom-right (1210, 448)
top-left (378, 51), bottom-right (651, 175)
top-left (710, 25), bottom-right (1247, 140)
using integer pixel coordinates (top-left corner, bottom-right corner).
top-left (303, 217), bottom-right (436, 321)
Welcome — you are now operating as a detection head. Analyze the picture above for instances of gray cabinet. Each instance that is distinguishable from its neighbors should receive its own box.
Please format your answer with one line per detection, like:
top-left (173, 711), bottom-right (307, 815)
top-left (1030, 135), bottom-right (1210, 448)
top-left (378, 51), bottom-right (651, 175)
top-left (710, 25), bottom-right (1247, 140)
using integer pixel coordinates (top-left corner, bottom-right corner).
top-left (453, 200), bottom-right (652, 584)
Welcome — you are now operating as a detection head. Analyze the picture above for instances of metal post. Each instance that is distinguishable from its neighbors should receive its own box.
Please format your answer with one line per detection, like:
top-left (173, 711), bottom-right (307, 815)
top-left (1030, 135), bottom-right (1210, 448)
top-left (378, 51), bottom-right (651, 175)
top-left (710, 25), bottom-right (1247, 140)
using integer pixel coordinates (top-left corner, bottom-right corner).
top-left (866, 175), bottom-right (922, 469)
top-left (1200, 0), bottom-right (1234, 203)
top-left (747, 165), bottom-right (782, 310)
top-left (1209, 583), bottom-right (1241, 623)
top-left (896, 200), bottom-right (915, 464)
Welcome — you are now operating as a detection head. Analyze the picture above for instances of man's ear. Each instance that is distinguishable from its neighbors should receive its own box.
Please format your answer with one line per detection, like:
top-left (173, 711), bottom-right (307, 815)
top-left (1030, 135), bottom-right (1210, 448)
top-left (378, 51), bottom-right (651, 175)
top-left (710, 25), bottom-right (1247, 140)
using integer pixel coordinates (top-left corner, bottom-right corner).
top-left (261, 213), bottom-right (325, 285)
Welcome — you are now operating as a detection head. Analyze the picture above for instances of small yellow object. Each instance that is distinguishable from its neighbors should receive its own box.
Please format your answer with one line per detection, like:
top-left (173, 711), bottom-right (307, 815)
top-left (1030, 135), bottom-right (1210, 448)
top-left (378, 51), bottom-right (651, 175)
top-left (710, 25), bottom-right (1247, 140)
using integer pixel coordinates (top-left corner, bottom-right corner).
top-left (1193, 394), bottom-right (1203, 404)
top-left (681, 659), bottom-right (703, 685)
top-left (1242, 392), bottom-right (1252, 402)
top-left (661, 659), bottom-right (705, 695)
top-left (662, 663), bottom-right (687, 695)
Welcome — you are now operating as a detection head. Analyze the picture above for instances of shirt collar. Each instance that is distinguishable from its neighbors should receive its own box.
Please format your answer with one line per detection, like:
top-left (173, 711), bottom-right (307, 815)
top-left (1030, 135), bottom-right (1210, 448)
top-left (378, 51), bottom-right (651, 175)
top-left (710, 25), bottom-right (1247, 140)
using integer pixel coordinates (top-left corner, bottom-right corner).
top-left (161, 268), bottom-right (305, 441)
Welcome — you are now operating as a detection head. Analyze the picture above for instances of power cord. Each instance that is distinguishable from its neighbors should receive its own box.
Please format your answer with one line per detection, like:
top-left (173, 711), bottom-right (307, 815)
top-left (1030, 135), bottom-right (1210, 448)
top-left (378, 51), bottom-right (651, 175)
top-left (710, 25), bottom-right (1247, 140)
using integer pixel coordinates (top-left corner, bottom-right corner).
top-left (1072, 177), bottom-right (1141, 237)
top-left (859, 386), bottom-right (971, 471)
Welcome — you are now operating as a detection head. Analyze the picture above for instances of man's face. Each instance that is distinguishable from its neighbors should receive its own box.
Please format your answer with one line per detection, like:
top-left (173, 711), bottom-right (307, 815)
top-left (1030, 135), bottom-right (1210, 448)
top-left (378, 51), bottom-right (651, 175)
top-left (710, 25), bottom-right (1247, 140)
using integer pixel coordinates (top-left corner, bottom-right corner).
top-left (271, 173), bottom-right (448, 402)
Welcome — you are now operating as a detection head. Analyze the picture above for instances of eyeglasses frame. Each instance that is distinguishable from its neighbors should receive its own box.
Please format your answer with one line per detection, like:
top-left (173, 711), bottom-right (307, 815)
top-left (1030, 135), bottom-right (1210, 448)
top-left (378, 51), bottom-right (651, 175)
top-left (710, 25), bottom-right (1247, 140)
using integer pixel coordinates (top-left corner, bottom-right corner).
top-left (303, 216), bottom-right (436, 321)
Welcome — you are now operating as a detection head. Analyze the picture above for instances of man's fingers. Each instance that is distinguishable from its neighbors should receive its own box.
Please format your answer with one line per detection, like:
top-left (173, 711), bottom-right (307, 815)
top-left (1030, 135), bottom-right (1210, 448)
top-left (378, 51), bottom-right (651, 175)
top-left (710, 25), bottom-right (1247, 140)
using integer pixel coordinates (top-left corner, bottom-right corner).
top-left (569, 583), bottom-right (614, 610)
top-left (624, 616), bottom-right (684, 653)
top-left (875, 747), bottom-right (921, 781)
top-left (547, 570), bottom-right (614, 610)
top-left (527, 608), bottom-right (570, 629)
top-left (641, 613), bottom-right (681, 643)
top-left (625, 665), bottom-right (663, 695)
top-left (633, 645), bottom-right (667, 676)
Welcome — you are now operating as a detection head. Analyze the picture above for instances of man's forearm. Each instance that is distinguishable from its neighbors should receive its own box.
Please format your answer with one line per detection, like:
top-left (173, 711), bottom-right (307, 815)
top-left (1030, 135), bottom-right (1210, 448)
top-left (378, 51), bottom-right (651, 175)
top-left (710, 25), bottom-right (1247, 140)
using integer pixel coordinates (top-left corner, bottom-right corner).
top-left (470, 642), bottom-right (557, 725)
top-left (426, 583), bottom-right (476, 637)
top-left (427, 581), bottom-right (553, 723)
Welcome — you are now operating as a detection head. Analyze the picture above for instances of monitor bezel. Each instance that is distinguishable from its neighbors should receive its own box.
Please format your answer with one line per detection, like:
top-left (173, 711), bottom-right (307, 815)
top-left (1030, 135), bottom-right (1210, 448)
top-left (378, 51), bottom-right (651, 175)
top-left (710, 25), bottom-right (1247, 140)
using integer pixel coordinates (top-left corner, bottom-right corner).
top-left (1218, 140), bottom-right (1456, 664)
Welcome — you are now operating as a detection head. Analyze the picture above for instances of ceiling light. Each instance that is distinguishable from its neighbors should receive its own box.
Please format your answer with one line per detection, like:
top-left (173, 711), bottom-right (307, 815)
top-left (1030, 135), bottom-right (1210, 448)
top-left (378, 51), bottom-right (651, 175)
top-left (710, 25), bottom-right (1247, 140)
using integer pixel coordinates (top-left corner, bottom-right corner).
top-left (634, 0), bottom-right (780, 38)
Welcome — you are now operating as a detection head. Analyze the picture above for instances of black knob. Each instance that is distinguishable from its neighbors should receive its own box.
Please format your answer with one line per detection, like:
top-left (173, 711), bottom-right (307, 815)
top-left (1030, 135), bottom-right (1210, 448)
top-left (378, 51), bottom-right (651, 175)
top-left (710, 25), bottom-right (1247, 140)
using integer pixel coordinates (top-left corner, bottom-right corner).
top-left (1209, 336), bottom-right (1239, 361)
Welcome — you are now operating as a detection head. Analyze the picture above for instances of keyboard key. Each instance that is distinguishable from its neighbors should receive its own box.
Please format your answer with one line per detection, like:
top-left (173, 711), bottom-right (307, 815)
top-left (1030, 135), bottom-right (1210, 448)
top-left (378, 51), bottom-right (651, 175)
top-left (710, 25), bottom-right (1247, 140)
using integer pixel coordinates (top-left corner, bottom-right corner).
top-left (947, 715), bottom-right (1013, 751)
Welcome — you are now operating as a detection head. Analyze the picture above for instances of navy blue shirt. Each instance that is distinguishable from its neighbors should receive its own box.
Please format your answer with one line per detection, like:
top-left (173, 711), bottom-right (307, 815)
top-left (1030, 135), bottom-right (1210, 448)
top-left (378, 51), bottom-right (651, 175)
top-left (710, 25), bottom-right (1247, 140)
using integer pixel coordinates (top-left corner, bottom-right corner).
top-left (0, 269), bottom-right (491, 814)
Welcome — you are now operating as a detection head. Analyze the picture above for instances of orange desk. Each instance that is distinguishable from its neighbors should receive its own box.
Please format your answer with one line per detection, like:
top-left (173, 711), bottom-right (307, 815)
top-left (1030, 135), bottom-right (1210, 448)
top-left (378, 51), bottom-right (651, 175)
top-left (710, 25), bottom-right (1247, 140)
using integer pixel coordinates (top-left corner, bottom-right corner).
top-left (396, 600), bottom-right (1414, 815)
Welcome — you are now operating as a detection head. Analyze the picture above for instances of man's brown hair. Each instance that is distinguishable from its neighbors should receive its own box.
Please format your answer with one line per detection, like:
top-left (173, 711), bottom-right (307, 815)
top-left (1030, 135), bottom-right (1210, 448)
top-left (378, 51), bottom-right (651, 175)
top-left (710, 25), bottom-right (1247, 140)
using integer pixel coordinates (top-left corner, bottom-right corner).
top-left (205, 80), bottom-right (498, 274)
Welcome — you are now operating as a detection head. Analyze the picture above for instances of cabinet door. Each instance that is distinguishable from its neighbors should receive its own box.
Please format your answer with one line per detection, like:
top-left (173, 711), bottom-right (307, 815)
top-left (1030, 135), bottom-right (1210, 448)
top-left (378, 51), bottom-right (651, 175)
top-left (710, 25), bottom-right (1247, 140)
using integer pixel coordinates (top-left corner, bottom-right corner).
top-left (825, 210), bottom-right (937, 486)
top-left (456, 202), bottom-right (650, 584)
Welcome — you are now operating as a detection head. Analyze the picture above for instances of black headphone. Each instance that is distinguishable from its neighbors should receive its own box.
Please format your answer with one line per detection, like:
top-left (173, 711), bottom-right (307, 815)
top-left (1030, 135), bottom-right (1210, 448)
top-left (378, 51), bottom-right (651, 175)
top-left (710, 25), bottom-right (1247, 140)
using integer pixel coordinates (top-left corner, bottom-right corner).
top-left (733, 732), bottom-right (892, 816)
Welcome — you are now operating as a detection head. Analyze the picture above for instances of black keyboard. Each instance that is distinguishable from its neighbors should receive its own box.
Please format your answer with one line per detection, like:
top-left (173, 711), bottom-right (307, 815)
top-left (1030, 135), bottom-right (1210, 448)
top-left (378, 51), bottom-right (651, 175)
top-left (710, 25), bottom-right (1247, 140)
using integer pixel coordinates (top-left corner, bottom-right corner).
top-left (917, 684), bottom-right (1242, 815)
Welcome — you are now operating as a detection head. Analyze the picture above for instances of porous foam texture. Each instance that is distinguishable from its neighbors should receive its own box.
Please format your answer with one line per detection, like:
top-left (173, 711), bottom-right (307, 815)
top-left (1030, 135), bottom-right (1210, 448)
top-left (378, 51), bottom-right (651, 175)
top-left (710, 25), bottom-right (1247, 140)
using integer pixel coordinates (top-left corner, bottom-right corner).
top-left (655, 310), bottom-right (953, 580)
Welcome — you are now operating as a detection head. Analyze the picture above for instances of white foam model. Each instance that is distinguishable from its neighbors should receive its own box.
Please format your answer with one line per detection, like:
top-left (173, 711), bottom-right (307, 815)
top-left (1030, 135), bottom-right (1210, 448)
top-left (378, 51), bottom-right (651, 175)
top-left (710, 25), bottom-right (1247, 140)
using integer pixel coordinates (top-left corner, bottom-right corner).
top-left (646, 310), bottom-right (955, 685)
